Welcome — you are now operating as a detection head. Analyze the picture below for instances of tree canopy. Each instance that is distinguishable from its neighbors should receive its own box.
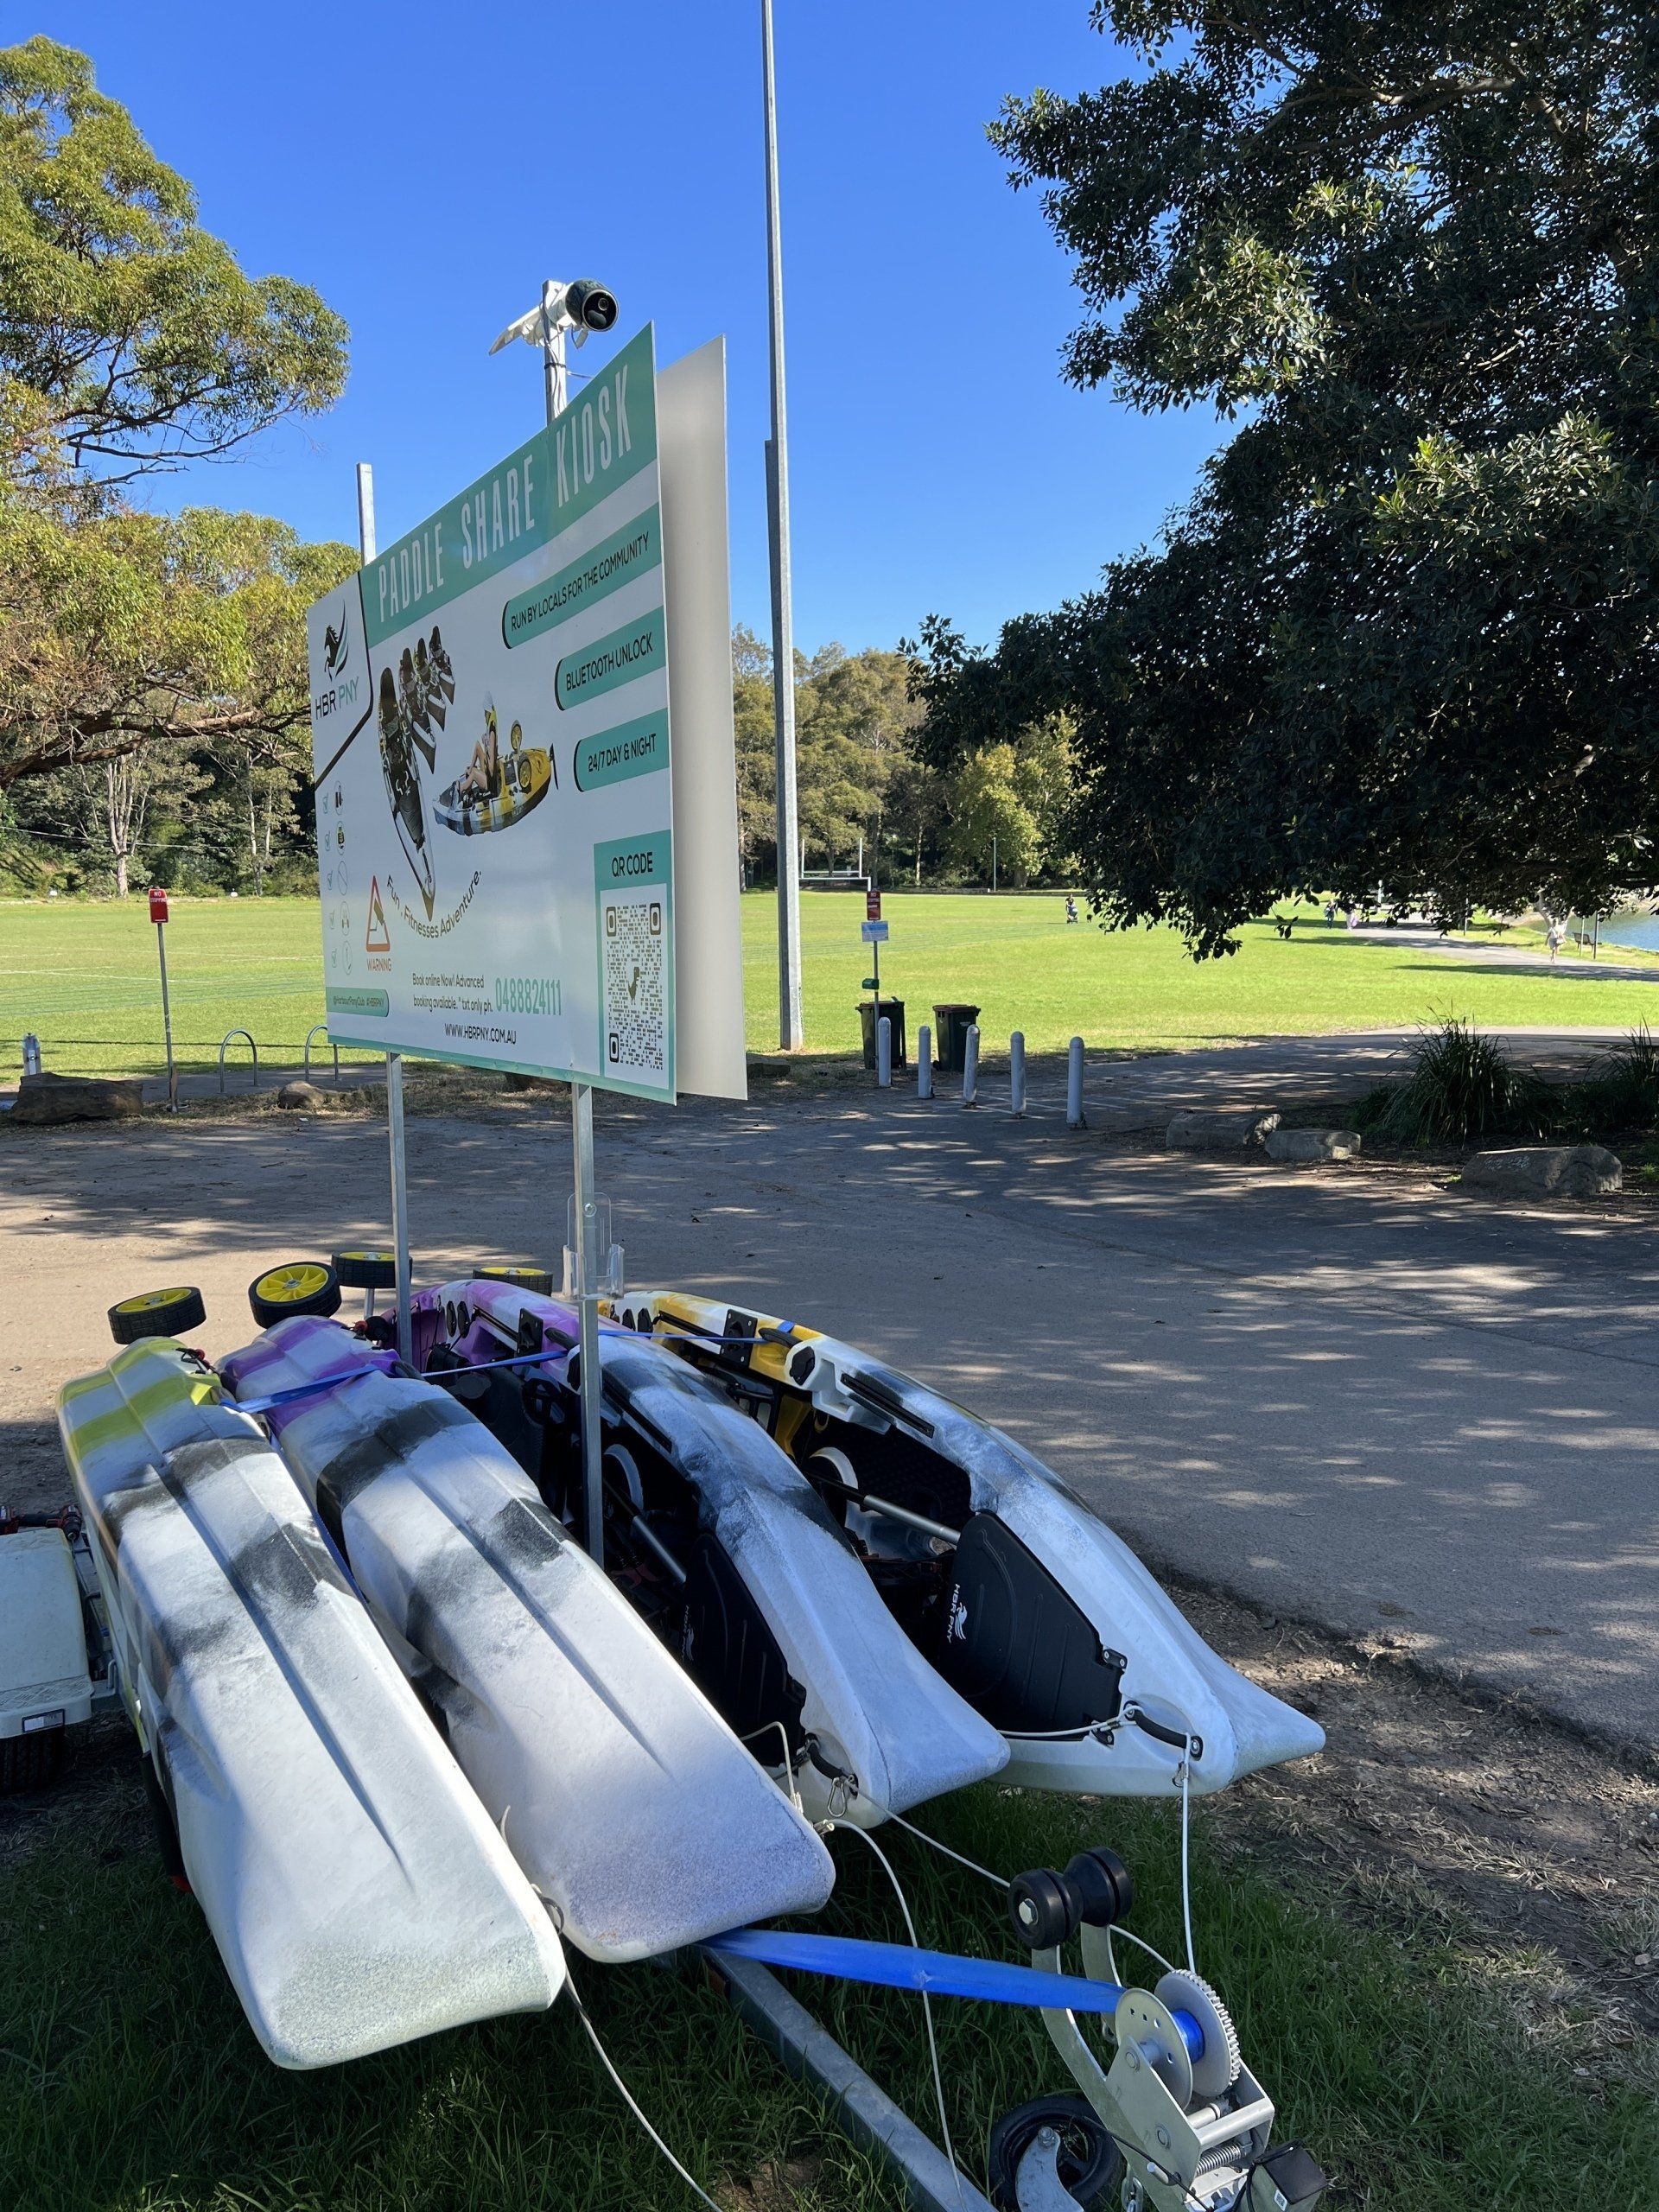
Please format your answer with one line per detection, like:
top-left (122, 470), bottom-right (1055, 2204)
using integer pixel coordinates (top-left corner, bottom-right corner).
top-left (0, 36), bottom-right (346, 486)
top-left (0, 35), bottom-right (354, 887)
top-left (913, 0), bottom-right (1659, 952)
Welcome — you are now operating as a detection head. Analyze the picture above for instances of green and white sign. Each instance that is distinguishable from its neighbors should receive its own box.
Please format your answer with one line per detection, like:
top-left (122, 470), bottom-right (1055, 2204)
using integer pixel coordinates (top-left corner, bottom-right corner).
top-left (306, 325), bottom-right (683, 1099)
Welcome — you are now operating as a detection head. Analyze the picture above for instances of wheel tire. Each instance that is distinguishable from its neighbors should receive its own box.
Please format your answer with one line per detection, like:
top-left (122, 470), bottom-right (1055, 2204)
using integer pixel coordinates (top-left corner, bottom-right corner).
top-left (987, 2095), bottom-right (1124, 2212)
top-left (332, 1249), bottom-right (397, 1293)
top-left (474, 1264), bottom-right (554, 1295)
top-left (0, 1730), bottom-right (65, 1795)
top-left (109, 1287), bottom-right (207, 1346)
top-left (248, 1261), bottom-right (342, 1331)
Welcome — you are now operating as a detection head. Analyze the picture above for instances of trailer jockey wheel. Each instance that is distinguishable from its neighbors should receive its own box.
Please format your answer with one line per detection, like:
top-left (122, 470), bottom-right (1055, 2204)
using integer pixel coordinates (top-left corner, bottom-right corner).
top-left (108, 1287), bottom-right (207, 1346)
top-left (332, 1249), bottom-right (397, 1293)
top-left (988, 2095), bottom-right (1123, 2212)
top-left (248, 1262), bottom-right (342, 1330)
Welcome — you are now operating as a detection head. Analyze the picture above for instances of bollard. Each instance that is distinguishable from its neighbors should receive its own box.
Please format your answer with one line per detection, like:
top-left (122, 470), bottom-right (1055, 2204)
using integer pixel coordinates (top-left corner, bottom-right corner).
top-left (1010, 1031), bottom-right (1027, 1116)
top-left (962, 1023), bottom-right (980, 1107)
top-left (917, 1024), bottom-right (933, 1100)
top-left (1067, 1035), bottom-right (1086, 1128)
top-left (877, 1015), bottom-right (892, 1090)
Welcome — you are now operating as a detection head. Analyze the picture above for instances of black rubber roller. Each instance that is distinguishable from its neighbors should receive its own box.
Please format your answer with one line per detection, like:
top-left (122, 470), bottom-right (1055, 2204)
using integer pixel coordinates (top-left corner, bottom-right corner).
top-left (1064, 1846), bottom-right (1134, 1929)
top-left (1008, 1847), bottom-right (1135, 1949)
top-left (1008, 1866), bottom-right (1078, 1950)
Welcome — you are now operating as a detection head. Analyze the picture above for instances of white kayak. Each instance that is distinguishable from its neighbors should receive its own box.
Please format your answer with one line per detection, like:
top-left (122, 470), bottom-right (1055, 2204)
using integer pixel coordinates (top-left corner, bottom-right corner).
top-left (56, 1338), bottom-right (564, 2069)
top-left (221, 1315), bottom-right (835, 1960)
top-left (414, 1277), bottom-right (1011, 1827)
top-left (612, 1293), bottom-right (1326, 1797)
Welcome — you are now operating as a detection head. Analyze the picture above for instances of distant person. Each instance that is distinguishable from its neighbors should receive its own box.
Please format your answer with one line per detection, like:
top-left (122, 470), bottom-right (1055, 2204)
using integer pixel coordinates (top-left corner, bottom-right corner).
top-left (1323, 899), bottom-right (1337, 925)
top-left (1548, 920), bottom-right (1567, 962)
top-left (1065, 895), bottom-right (1079, 925)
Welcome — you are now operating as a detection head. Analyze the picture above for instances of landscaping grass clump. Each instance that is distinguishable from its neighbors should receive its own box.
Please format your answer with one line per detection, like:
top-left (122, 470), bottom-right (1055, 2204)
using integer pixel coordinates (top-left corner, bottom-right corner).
top-left (1580, 1024), bottom-right (1659, 1133)
top-left (1360, 1017), bottom-right (1554, 1146)
top-left (3, 1767), bottom-right (1654, 2210)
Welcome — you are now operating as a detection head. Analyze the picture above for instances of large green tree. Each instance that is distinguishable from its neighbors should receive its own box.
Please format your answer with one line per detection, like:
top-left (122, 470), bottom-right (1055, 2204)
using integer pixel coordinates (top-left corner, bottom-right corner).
top-left (0, 37), bottom-right (346, 486)
top-left (0, 37), bottom-right (353, 825)
top-left (913, 1), bottom-right (1659, 952)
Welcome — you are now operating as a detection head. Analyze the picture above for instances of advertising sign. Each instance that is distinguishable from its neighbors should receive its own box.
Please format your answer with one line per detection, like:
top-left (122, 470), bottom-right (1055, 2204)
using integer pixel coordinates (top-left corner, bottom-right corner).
top-left (307, 325), bottom-right (692, 1100)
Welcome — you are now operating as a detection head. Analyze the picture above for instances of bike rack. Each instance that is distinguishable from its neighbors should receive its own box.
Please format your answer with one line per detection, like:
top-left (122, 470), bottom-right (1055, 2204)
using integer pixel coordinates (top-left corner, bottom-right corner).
top-left (218, 1029), bottom-right (258, 1096)
top-left (303, 1023), bottom-right (340, 1087)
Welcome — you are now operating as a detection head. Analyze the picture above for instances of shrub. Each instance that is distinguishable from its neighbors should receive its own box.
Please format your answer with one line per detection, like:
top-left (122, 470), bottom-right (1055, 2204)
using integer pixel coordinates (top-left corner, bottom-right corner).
top-left (1583, 1025), bottom-right (1659, 1132)
top-left (1368, 1018), bottom-right (1553, 1146)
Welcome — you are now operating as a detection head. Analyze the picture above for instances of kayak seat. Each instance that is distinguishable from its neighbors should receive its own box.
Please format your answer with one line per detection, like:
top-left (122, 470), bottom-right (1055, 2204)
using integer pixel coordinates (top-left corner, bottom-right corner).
top-left (681, 1532), bottom-right (808, 1759)
top-left (936, 1512), bottom-right (1127, 1734)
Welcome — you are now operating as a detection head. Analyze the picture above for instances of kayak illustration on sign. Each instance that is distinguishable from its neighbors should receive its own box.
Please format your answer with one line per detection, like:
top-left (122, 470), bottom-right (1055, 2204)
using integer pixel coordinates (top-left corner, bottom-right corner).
top-left (435, 699), bottom-right (555, 837)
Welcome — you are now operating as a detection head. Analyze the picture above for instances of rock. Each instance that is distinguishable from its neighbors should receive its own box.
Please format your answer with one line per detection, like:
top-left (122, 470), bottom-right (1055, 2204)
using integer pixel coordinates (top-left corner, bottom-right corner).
top-left (1165, 1108), bottom-right (1281, 1151)
top-left (1265, 1127), bottom-right (1362, 1162)
top-left (8, 1071), bottom-right (144, 1125)
top-left (276, 1080), bottom-right (325, 1109)
top-left (1460, 1144), bottom-right (1623, 1199)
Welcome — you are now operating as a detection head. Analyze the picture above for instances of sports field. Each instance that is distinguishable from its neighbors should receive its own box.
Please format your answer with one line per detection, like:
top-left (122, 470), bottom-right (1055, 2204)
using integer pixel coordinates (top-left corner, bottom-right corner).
top-left (3, 893), bottom-right (1656, 1080)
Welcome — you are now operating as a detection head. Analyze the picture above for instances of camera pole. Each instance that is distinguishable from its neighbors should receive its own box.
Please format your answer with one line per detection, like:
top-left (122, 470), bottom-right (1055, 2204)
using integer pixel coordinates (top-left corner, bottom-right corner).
top-left (763, 0), bottom-right (804, 1050)
top-left (357, 461), bottom-right (414, 1366)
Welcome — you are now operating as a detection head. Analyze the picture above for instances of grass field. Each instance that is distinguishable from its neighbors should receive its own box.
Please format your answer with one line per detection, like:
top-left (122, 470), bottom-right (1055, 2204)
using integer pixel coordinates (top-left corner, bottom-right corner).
top-left (4, 1765), bottom-right (1650, 2211)
top-left (4, 893), bottom-right (1658, 1082)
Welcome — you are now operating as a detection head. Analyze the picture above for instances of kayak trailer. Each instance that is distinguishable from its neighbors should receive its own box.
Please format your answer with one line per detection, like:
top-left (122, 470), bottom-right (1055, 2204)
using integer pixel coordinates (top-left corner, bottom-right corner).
top-left (3, 1262), bottom-right (1329, 2212)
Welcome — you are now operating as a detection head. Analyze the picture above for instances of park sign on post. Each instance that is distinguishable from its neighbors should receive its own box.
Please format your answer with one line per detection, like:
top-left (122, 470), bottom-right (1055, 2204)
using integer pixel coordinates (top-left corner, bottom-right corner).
top-left (305, 326), bottom-right (747, 1103)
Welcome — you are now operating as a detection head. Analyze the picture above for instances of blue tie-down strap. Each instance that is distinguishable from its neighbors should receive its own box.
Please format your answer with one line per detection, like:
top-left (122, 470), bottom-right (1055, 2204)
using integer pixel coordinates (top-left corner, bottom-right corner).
top-left (705, 1928), bottom-right (1205, 2062)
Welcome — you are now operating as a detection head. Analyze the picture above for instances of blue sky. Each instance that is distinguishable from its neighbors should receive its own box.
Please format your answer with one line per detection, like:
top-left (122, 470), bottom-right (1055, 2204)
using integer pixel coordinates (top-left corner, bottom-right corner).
top-left (48, 2), bottom-right (1225, 653)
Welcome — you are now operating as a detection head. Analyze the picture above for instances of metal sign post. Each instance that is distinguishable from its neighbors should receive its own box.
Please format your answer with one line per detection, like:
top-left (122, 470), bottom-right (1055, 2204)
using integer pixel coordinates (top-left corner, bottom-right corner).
top-left (356, 461), bottom-right (414, 1366)
top-left (763, 0), bottom-right (804, 1050)
top-left (149, 887), bottom-right (177, 1109)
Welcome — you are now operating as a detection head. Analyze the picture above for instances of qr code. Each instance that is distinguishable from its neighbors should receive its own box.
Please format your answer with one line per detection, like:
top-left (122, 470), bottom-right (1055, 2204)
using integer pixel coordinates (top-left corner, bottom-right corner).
top-left (603, 893), bottom-right (666, 1079)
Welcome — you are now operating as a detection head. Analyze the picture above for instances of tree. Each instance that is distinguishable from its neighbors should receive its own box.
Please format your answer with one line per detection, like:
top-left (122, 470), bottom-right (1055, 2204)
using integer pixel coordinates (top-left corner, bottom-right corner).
top-left (0, 40), bottom-right (355, 810)
top-left (946, 745), bottom-right (1041, 885)
top-left (0, 37), bottom-right (346, 487)
top-left (0, 503), bottom-right (356, 792)
top-left (913, 1), bottom-right (1659, 953)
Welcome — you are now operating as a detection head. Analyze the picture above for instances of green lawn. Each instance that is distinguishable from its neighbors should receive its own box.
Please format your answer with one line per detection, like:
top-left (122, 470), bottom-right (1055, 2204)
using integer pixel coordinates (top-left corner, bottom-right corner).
top-left (4, 892), bottom-right (1656, 1081)
top-left (3, 1770), bottom-right (1649, 2211)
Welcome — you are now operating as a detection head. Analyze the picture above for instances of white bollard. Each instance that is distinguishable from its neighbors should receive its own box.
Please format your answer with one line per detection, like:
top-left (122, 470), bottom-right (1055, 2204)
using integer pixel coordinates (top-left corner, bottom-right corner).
top-left (1067, 1035), bottom-right (1085, 1128)
top-left (1010, 1031), bottom-right (1026, 1116)
top-left (917, 1024), bottom-right (933, 1099)
top-left (962, 1023), bottom-right (980, 1107)
top-left (877, 1014), bottom-right (892, 1089)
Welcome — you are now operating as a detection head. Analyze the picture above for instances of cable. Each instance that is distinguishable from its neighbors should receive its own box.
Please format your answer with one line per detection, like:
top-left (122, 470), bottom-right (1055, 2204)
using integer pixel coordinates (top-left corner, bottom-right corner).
top-left (561, 1960), bottom-right (726, 2212)
top-left (1179, 1754), bottom-right (1197, 1976)
top-left (830, 1819), bottom-right (966, 2211)
top-left (884, 1809), bottom-right (1009, 1891)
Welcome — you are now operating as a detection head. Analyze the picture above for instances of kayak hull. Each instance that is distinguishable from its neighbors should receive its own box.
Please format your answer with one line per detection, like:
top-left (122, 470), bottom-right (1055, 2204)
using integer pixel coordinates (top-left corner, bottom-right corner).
top-left (415, 1279), bottom-right (1009, 1827)
top-left (222, 1317), bottom-right (835, 1960)
top-left (57, 1340), bottom-right (564, 2068)
top-left (613, 1293), bottom-right (1325, 1797)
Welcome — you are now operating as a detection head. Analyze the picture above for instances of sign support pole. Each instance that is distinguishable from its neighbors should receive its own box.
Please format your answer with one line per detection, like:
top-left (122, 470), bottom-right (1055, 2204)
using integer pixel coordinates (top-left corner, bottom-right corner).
top-left (763, 0), bottom-right (804, 1050)
top-left (536, 285), bottom-right (607, 1568)
top-left (357, 461), bottom-right (414, 1365)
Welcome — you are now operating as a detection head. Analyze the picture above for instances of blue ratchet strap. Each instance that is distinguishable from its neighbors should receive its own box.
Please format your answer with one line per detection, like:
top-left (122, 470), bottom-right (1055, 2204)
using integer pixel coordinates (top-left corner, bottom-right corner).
top-left (705, 1928), bottom-right (1205, 2060)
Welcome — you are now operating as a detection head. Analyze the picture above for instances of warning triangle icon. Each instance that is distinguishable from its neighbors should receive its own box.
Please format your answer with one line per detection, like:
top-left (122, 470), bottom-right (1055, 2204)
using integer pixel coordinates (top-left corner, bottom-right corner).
top-left (365, 876), bottom-right (391, 952)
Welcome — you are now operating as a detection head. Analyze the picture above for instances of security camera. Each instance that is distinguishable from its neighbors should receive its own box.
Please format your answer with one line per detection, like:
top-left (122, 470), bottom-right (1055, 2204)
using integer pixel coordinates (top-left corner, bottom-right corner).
top-left (564, 279), bottom-right (619, 339)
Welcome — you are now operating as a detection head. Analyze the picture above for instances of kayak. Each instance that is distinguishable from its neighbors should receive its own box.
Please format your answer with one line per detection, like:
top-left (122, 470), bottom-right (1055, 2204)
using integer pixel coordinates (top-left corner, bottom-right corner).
top-left (609, 1292), bottom-right (1326, 1797)
top-left (219, 1314), bottom-right (835, 1958)
top-left (410, 1277), bottom-right (1011, 1827)
top-left (55, 1338), bottom-right (564, 2067)
top-left (434, 743), bottom-right (552, 836)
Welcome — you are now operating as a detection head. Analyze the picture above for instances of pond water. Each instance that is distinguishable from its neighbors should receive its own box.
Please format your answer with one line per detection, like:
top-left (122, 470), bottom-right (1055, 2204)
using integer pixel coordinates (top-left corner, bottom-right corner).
top-left (1592, 914), bottom-right (1659, 954)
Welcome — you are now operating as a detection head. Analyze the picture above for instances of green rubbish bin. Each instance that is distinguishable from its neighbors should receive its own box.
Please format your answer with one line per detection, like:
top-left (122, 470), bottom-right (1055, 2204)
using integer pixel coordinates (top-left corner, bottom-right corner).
top-left (932, 1002), bottom-right (981, 1076)
top-left (857, 998), bottom-right (907, 1071)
